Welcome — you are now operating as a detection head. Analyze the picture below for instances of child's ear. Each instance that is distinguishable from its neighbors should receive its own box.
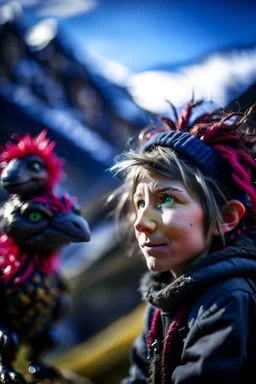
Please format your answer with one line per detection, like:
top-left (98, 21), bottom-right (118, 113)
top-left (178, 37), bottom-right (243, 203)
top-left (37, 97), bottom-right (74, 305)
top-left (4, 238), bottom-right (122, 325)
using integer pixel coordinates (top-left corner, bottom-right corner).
top-left (212, 199), bottom-right (245, 236)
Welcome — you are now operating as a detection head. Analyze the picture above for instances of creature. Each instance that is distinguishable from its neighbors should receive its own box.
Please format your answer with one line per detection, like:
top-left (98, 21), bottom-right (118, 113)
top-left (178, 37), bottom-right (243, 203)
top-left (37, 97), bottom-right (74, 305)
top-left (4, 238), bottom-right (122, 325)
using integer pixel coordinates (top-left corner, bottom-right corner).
top-left (0, 191), bottom-right (90, 384)
top-left (0, 130), bottom-right (64, 199)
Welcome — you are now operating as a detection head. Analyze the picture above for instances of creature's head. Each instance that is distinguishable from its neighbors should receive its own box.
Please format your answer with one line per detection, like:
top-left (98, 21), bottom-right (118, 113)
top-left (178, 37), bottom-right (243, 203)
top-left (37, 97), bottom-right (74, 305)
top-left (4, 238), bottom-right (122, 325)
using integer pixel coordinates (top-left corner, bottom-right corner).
top-left (0, 192), bottom-right (91, 253)
top-left (0, 130), bottom-right (64, 198)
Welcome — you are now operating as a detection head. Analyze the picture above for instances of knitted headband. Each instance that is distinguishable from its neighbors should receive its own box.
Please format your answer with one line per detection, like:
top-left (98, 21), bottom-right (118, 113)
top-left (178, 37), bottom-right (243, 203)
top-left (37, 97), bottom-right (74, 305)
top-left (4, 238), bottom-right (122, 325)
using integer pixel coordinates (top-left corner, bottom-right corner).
top-left (143, 130), bottom-right (248, 205)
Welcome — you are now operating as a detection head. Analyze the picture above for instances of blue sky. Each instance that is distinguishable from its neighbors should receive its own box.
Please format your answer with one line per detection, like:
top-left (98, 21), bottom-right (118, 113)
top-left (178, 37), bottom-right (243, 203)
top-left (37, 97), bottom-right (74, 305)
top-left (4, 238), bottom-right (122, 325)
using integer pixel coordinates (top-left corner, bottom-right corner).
top-left (3, 0), bottom-right (256, 71)
top-left (60, 0), bottom-right (256, 71)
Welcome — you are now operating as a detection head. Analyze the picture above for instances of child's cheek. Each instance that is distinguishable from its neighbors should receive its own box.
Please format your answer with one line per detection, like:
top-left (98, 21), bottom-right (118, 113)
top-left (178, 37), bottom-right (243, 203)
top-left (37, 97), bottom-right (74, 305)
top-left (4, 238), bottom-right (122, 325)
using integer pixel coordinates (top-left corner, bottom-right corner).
top-left (134, 230), bottom-right (140, 241)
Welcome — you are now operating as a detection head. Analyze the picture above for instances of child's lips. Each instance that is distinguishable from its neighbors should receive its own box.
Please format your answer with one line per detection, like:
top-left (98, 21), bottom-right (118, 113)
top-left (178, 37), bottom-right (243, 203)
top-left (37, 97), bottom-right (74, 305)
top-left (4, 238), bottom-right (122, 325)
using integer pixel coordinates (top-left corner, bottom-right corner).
top-left (141, 241), bottom-right (171, 255)
top-left (142, 242), bottom-right (166, 248)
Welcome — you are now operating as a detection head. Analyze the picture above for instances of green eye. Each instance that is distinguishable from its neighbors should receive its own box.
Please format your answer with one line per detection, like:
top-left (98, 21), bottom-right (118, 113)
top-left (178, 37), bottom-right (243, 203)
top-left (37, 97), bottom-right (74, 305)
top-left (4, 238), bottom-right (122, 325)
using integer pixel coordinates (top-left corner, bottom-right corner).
top-left (164, 196), bottom-right (174, 204)
top-left (158, 195), bottom-right (174, 209)
top-left (28, 212), bottom-right (42, 222)
top-left (137, 201), bottom-right (145, 209)
top-left (72, 205), bottom-right (81, 215)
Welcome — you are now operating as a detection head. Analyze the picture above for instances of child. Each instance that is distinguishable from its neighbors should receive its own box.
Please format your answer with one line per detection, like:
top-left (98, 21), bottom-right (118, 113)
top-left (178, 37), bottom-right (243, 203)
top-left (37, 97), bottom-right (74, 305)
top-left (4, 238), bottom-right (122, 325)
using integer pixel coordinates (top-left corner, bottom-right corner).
top-left (110, 100), bottom-right (256, 384)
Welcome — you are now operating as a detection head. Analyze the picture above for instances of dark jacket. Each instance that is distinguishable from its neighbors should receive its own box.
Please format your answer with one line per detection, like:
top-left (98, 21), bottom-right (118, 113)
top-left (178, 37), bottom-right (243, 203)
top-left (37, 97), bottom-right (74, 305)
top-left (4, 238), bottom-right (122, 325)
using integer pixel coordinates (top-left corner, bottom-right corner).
top-left (122, 235), bottom-right (256, 384)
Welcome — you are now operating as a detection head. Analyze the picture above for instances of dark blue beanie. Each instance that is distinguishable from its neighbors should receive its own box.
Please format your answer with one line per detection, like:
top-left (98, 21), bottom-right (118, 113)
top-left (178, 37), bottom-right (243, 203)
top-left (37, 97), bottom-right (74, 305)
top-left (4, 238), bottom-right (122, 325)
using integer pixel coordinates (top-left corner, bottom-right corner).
top-left (143, 131), bottom-right (248, 205)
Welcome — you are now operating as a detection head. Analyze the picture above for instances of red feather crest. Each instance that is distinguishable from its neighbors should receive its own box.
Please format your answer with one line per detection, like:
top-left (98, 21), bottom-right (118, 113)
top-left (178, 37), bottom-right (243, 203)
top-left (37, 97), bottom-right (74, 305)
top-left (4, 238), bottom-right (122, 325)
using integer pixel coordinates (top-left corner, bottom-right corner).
top-left (0, 129), bottom-right (64, 190)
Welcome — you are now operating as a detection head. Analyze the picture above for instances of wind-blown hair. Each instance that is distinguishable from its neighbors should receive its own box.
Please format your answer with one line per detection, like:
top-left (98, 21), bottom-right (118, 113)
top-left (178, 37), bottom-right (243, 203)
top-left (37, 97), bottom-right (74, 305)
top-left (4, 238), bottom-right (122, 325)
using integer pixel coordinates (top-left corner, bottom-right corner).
top-left (109, 100), bottom-right (256, 247)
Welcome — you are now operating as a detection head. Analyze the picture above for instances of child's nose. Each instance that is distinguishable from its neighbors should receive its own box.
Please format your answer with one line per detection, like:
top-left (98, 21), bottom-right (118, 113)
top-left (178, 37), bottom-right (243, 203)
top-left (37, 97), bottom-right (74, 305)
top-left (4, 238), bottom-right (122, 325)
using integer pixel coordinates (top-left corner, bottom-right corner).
top-left (134, 210), bottom-right (156, 233)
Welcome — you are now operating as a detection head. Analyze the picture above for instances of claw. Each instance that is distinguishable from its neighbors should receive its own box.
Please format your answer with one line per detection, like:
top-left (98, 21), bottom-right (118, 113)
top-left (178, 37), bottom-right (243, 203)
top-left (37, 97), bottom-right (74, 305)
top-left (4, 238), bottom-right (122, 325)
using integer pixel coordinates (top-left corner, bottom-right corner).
top-left (0, 366), bottom-right (27, 384)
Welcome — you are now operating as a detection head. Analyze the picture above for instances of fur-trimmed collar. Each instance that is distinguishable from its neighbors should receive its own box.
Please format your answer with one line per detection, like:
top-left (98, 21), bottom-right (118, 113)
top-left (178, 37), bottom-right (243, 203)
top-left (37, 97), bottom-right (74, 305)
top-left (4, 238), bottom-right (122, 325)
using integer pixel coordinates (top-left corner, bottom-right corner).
top-left (139, 235), bottom-right (256, 310)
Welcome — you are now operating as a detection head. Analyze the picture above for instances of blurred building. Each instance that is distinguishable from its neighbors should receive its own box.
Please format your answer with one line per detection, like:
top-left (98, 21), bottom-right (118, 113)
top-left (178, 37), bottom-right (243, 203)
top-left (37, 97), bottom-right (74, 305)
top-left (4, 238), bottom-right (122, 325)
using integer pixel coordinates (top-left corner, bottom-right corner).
top-left (0, 1), bottom-right (148, 375)
top-left (1, 3), bottom-right (256, 384)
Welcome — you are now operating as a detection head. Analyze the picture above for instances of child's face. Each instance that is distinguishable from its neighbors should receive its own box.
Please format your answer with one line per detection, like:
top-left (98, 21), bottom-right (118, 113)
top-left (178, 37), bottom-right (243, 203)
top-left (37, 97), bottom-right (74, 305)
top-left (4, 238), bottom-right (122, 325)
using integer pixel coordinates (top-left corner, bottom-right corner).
top-left (133, 172), bottom-right (212, 277)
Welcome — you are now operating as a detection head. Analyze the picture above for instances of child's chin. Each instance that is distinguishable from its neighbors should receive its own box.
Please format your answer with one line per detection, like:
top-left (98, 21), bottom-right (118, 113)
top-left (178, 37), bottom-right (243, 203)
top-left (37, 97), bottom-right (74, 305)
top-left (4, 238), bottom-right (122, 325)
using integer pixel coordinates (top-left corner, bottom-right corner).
top-left (147, 259), bottom-right (169, 273)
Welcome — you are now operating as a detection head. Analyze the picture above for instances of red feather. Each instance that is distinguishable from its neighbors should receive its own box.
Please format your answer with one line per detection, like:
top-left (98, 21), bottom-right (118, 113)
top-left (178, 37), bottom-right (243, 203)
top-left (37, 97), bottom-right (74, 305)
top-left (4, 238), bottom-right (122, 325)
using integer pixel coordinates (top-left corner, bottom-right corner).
top-left (0, 130), bottom-right (65, 190)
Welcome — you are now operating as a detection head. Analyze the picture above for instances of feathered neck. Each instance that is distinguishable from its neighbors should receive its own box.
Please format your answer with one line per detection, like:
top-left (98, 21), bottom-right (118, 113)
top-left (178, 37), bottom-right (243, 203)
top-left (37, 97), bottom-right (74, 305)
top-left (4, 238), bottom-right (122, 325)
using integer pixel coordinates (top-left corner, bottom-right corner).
top-left (0, 234), bottom-right (59, 284)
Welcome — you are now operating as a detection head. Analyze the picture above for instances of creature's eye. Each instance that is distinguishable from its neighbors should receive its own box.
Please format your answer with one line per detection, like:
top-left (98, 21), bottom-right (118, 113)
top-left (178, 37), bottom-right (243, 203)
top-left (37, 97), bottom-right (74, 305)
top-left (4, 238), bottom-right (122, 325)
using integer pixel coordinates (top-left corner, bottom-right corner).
top-left (29, 161), bottom-right (42, 172)
top-left (72, 205), bottom-right (81, 215)
top-left (28, 212), bottom-right (42, 222)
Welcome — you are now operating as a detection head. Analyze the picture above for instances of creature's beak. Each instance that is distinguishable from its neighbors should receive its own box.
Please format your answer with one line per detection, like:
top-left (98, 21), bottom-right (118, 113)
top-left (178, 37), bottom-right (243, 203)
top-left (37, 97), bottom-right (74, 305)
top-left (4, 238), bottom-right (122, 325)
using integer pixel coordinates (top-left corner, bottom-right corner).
top-left (1, 159), bottom-right (29, 186)
top-left (48, 212), bottom-right (91, 243)
top-left (1, 158), bottom-right (47, 197)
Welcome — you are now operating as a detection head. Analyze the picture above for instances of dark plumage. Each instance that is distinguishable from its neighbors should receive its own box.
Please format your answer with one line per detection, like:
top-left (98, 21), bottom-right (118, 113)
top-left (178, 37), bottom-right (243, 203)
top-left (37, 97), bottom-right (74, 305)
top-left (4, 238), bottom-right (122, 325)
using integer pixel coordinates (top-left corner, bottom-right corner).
top-left (0, 130), bottom-right (64, 199)
top-left (0, 192), bottom-right (90, 384)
